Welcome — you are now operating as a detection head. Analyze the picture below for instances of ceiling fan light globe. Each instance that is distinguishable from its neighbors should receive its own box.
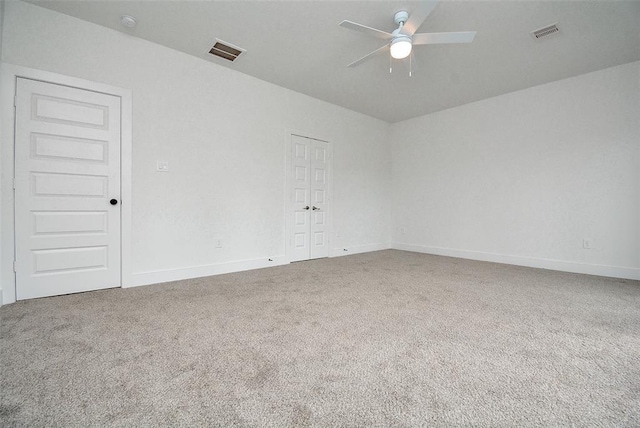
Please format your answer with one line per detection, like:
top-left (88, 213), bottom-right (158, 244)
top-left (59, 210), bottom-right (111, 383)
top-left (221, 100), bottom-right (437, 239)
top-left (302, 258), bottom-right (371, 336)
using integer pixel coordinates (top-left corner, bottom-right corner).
top-left (390, 38), bottom-right (412, 59)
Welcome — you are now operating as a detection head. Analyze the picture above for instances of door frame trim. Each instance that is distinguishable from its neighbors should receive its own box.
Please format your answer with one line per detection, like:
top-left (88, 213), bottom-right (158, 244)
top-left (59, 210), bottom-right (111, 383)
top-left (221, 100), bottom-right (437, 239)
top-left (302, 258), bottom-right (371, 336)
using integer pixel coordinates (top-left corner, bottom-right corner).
top-left (284, 129), bottom-right (333, 263)
top-left (1, 63), bottom-right (133, 304)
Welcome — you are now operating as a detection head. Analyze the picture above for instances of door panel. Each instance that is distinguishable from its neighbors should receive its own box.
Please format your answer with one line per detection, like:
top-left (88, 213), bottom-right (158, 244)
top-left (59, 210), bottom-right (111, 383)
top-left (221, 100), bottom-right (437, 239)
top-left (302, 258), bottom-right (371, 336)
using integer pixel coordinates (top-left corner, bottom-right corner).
top-left (15, 78), bottom-right (121, 300)
top-left (31, 133), bottom-right (107, 163)
top-left (32, 172), bottom-right (108, 197)
top-left (33, 246), bottom-right (108, 274)
top-left (32, 211), bottom-right (108, 235)
top-left (32, 95), bottom-right (109, 129)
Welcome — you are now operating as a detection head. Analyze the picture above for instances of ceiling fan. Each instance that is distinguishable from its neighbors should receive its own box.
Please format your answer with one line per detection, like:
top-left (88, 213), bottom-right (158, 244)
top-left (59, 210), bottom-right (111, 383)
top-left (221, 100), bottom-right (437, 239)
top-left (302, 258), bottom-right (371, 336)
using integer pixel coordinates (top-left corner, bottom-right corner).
top-left (339, 1), bottom-right (476, 70)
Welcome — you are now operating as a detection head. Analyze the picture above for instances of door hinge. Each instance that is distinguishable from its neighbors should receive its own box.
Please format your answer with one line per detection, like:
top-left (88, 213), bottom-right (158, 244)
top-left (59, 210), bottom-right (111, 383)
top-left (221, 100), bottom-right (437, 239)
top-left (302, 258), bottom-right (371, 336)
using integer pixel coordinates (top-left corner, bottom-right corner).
top-left (12, 178), bottom-right (16, 189)
top-left (13, 261), bottom-right (17, 272)
top-left (14, 95), bottom-right (17, 107)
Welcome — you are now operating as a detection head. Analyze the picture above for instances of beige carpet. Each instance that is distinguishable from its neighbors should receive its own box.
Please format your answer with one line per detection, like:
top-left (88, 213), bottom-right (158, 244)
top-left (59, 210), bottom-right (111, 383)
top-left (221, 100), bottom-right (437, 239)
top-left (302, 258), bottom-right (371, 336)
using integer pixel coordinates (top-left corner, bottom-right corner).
top-left (1, 250), bottom-right (639, 426)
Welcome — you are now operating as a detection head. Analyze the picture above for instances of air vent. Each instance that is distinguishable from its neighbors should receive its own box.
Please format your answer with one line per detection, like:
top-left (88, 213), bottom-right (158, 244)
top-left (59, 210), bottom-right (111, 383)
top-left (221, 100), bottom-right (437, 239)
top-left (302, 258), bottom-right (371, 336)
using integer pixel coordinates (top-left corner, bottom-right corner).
top-left (209, 39), bottom-right (245, 62)
top-left (531, 23), bottom-right (560, 40)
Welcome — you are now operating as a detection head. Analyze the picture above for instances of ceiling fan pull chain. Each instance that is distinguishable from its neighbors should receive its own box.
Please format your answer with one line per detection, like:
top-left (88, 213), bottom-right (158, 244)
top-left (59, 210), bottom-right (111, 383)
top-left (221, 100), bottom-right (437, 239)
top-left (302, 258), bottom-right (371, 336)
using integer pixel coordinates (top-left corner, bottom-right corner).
top-left (389, 52), bottom-right (392, 74)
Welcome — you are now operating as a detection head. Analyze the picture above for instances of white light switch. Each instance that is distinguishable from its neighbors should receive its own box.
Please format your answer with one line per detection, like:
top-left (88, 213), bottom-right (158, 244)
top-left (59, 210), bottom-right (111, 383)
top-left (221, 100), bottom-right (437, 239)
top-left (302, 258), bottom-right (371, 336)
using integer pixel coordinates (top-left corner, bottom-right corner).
top-left (156, 161), bottom-right (169, 172)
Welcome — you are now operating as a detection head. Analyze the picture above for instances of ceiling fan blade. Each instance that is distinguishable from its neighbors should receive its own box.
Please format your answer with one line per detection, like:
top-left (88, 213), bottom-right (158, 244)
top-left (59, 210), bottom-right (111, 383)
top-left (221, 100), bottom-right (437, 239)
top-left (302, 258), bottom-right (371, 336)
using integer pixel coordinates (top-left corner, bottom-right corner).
top-left (339, 20), bottom-right (393, 40)
top-left (400, 1), bottom-right (439, 36)
top-left (347, 44), bottom-right (389, 68)
top-left (413, 31), bottom-right (477, 45)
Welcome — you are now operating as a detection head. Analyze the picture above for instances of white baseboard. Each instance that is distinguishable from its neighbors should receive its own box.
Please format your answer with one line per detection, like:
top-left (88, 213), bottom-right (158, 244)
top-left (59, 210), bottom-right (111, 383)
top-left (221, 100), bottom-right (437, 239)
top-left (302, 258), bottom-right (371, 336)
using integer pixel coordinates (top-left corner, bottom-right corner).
top-left (128, 255), bottom-right (289, 288)
top-left (392, 243), bottom-right (640, 280)
top-left (331, 242), bottom-right (391, 258)
top-left (130, 243), bottom-right (394, 288)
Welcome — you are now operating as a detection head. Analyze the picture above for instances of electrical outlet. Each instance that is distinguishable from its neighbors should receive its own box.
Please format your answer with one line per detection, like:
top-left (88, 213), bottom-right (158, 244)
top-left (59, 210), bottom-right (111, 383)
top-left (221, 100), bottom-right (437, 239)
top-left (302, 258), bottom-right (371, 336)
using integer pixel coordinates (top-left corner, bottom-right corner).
top-left (583, 238), bottom-right (593, 249)
top-left (215, 239), bottom-right (222, 248)
top-left (156, 161), bottom-right (169, 172)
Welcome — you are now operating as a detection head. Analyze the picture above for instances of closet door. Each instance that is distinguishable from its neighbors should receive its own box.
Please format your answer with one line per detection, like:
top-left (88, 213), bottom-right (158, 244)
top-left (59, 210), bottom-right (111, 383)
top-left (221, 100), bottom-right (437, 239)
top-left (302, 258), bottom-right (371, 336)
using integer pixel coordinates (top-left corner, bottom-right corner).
top-left (309, 139), bottom-right (328, 259)
top-left (291, 135), bottom-right (311, 262)
top-left (290, 135), bottom-right (329, 262)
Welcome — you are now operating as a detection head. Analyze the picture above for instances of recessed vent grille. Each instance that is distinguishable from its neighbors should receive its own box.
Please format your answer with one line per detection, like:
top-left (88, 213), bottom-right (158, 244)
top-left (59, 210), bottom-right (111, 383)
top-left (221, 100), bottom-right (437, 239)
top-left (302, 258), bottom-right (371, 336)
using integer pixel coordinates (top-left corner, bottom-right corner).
top-left (209, 40), bottom-right (245, 62)
top-left (531, 23), bottom-right (560, 40)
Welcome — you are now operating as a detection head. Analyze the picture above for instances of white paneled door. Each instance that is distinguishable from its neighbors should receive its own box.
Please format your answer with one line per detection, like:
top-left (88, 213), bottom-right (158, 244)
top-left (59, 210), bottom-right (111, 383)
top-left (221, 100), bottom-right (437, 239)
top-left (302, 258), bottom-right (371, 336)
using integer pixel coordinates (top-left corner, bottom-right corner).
top-left (14, 78), bottom-right (122, 300)
top-left (291, 135), bottom-right (329, 262)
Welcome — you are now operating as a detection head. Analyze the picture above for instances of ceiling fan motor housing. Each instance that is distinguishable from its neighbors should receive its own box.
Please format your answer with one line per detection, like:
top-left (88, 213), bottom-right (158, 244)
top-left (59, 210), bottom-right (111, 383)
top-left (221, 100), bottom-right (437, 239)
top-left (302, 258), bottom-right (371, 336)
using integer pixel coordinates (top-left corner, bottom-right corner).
top-left (394, 10), bottom-right (409, 26)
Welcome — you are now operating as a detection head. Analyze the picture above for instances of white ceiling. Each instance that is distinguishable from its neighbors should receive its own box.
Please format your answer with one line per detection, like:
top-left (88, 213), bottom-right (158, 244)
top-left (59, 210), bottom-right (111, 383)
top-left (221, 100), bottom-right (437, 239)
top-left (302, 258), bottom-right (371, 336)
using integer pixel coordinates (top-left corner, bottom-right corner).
top-left (26, 0), bottom-right (640, 123)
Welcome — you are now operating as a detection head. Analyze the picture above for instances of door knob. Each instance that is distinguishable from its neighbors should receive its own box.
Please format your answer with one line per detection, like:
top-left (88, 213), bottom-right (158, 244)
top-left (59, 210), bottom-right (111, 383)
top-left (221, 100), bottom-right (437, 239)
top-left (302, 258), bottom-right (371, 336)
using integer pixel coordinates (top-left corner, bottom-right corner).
top-left (312, 206), bottom-right (319, 210)
top-left (110, 199), bottom-right (118, 205)
top-left (303, 206), bottom-right (310, 210)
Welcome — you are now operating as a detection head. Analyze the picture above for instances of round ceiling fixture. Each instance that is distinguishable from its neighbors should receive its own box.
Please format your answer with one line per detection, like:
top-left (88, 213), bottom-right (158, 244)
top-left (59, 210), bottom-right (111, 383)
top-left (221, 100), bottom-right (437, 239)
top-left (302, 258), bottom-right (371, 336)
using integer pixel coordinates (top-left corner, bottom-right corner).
top-left (390, 36), bottom-right (412, 59)
top-left (120, 15), bottom-right (137, 28)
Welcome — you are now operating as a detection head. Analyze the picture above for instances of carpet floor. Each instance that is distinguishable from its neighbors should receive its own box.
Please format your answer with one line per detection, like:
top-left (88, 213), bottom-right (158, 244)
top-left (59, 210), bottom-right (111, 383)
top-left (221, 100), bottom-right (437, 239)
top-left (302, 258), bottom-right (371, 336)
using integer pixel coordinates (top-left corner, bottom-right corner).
top-left (1, 250), bottom-right (639, 426)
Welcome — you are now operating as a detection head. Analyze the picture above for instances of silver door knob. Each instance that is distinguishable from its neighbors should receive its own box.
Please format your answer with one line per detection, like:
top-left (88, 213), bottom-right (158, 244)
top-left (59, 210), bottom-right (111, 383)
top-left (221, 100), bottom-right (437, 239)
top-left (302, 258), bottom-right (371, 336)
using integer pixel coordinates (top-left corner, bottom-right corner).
top-left (312, 206), bottom-right (319, 210)
top-left (303, 206), bottom-right (310, 210)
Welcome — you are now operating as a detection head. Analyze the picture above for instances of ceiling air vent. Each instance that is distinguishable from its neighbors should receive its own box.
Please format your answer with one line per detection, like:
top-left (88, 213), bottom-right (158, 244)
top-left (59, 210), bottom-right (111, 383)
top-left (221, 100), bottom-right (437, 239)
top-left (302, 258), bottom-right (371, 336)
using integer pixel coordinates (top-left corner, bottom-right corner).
top-left (531, 23), bottom-right (560, 40)
top-left (208, 39), bottom-right (245, 62)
